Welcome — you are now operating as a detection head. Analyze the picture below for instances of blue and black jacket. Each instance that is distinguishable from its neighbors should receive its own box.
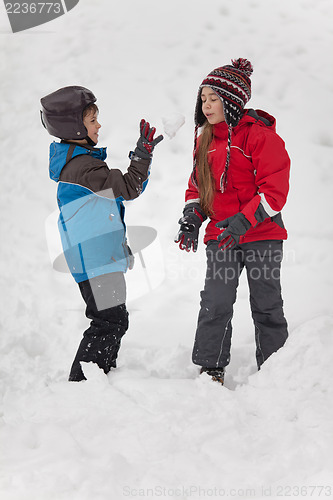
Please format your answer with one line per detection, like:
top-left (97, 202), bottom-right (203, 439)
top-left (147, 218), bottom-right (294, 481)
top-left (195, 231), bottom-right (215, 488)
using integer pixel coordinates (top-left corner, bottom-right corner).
top-left (49, 141), bottom-right (151, 283)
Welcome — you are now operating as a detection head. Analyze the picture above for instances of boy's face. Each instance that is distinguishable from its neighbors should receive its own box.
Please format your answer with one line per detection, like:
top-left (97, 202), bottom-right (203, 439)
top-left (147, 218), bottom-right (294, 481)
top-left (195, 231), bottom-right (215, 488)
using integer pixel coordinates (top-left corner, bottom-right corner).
top-left (83, 110), bottom-right (101, 145)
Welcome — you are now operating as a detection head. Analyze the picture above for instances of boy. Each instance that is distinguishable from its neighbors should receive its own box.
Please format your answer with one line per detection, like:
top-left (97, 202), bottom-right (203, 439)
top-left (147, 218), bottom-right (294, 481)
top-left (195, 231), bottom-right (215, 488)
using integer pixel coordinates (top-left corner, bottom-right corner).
top-left (41, 85), bottom-right (163, 381)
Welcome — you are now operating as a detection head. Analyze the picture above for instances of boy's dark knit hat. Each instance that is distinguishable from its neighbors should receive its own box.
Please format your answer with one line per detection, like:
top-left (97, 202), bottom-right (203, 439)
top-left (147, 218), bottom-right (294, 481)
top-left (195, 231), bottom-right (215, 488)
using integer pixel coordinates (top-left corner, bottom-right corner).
top-left (195, 58), bottom-right (253, 128)
top-left (40, 85), bottom-right (97, 142)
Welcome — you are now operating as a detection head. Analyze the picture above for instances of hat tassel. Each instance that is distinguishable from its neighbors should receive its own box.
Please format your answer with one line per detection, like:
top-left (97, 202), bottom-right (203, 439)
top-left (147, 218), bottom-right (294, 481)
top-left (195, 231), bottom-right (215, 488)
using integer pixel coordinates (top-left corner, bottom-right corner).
top-left (221, 125), bottom-right (232, 193)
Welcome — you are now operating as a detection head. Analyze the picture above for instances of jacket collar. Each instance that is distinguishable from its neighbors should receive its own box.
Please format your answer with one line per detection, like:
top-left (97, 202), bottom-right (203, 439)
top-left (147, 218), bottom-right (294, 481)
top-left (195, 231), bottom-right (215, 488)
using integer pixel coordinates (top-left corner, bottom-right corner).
top-left (212, 109), bottom-right (276, 139)
top-left (239, 109), bottom-right (276, 130)
top-left (212, 121), bottom-right (229, 139)
top-left (60, 141), bottom-right (107, 161)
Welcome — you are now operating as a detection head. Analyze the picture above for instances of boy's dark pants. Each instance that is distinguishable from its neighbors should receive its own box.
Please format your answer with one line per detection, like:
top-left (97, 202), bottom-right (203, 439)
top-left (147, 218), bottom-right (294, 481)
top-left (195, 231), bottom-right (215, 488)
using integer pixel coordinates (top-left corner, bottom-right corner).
top-left (192, 240), bottom-right (288, 370)
top-left (69, 272), bottom-right (129, 381)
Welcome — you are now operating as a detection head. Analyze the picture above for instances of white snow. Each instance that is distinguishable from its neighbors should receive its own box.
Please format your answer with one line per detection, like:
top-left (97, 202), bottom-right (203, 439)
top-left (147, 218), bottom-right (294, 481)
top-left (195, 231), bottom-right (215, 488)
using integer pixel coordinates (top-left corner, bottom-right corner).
top-left (1, 0), bottom-right (333, 499)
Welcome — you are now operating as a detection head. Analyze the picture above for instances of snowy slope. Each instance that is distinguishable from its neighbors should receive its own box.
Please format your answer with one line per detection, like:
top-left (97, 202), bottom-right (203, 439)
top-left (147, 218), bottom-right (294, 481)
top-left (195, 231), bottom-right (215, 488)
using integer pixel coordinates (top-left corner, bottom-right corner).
top-left (1, 0), bottom-right (333, 498)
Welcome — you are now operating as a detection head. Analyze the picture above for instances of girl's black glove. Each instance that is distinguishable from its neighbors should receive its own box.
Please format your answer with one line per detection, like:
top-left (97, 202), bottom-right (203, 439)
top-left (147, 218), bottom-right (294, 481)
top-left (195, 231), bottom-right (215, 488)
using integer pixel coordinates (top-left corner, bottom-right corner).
top-left (175, 203), bottom-right (206, 252)
top-left (216, 213), bottom-right (251, 250)
top-left (134, 119), bottom-right (164, 160)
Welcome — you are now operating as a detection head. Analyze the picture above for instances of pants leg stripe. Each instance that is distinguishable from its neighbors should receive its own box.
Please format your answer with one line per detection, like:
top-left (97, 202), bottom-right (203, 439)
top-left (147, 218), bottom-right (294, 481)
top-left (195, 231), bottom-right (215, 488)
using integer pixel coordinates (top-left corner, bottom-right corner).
top-left (255, 323), bottom-right (265, 366)
top-left (216, 316), bottom-right (232, 368)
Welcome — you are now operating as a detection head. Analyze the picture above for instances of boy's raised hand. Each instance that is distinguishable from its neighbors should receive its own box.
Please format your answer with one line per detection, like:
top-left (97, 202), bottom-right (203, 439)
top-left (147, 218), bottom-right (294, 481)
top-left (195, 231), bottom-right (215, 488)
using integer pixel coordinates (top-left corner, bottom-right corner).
top-left (134, 119), bottom-right (164, 160)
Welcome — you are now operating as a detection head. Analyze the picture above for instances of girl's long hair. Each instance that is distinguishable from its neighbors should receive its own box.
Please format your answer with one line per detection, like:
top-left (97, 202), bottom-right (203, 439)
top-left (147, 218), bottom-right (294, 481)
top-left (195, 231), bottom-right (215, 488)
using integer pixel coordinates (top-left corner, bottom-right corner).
top-left (196, 121), bottom-right (215, 217)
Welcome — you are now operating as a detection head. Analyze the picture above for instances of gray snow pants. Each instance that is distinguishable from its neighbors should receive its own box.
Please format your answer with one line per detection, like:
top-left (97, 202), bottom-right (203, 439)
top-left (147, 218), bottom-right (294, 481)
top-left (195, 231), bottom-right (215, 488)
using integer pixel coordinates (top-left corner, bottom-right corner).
top-left (192, 240), bottom-right (288, 369)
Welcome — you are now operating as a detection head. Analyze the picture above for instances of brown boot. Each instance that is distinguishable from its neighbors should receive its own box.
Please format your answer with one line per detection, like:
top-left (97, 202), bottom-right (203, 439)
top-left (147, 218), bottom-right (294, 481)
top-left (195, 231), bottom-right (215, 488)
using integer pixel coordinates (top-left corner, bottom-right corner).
top-left (200, 367), bottom-right (225, 385)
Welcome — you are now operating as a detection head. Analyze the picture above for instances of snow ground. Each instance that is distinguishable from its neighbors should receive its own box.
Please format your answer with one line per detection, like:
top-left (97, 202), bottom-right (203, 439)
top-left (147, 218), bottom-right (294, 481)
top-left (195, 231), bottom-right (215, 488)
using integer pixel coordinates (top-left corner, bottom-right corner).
top-left (1, 0), bottom-right (333, 498)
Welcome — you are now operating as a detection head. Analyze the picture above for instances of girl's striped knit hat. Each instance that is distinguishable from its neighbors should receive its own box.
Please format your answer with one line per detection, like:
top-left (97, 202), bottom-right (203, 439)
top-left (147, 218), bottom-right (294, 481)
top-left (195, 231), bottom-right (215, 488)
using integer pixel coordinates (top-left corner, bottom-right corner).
top-left (194, 58), bottom-right (253, 128)
top-left (193, 58), bottom-right (253, 192)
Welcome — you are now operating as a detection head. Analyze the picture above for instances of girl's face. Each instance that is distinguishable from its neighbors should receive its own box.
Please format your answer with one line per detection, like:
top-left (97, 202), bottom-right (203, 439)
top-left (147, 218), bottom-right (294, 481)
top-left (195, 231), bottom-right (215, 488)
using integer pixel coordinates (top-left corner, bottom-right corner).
top-left (201, 87), bottom-right (225, 124)
top-left (83, 110), bottom-right (101, 144)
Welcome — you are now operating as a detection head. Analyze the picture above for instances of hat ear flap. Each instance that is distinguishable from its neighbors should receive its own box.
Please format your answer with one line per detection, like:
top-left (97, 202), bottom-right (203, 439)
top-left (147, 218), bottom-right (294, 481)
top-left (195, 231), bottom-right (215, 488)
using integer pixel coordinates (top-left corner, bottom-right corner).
top-left (221, 98), bottom-right (227, 123)
top-left (221, 98), bottom-right (243, 127)
top-left (194, 87), bottom-right (207, 127)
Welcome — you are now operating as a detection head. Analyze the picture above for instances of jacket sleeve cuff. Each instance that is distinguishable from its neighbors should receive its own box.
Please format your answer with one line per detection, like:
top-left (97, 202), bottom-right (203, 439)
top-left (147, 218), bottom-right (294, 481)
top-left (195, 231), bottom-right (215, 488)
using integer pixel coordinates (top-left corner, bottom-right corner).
top-left (241, 194), bottom-right (262, 227)
top-left (242, 193), bottom-right (282, 227)
top-left (183, 201), bottom-right (207, 222)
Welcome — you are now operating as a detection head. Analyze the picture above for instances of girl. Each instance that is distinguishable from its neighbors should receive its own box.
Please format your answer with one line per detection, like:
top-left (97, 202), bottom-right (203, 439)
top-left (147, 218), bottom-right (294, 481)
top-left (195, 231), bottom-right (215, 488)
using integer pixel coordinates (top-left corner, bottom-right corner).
top-left (175, 59), bottom-right (290, 385)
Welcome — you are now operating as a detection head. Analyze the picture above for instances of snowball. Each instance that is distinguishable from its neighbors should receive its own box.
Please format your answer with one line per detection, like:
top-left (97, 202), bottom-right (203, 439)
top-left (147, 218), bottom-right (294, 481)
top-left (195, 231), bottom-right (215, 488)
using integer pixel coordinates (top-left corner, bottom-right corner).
top-left (161, 112), bottom-right (185, 139)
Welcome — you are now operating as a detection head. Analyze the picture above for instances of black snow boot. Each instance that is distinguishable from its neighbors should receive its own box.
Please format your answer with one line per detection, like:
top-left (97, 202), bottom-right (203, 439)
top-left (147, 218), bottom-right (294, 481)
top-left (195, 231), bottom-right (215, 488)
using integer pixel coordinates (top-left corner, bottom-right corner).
top-left (200, 367), bottom-right (225, 385)
top-left (68, 335), bottom-right (122, 381)
top-left (69, 361), bottom-right (87, 382)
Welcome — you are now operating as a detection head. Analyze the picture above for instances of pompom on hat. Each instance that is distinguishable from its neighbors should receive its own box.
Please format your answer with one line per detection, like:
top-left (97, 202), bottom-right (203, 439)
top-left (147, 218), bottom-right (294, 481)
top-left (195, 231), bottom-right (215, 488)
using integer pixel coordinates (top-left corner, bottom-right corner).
top-left (195, 58), bottom-right (253, 128)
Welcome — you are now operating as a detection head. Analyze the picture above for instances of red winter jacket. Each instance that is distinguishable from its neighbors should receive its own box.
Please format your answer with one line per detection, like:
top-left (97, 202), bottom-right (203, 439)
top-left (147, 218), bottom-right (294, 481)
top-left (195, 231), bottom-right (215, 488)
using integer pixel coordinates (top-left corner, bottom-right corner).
top-left (185, 109), bottom-right (290, 244)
